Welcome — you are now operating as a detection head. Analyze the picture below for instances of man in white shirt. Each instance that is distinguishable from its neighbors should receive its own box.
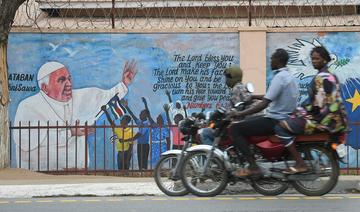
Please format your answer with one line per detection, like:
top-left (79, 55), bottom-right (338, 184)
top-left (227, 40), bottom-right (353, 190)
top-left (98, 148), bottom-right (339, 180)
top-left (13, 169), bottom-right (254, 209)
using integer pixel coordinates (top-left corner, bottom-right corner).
top-left (13, 60), bottom-right (138, 171)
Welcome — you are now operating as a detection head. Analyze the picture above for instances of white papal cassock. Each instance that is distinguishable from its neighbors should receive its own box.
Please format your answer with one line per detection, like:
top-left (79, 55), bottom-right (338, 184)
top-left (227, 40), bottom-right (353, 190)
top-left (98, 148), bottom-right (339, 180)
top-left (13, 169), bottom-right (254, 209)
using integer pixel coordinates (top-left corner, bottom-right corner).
top-left (13, 82), bottom-right (128, 171)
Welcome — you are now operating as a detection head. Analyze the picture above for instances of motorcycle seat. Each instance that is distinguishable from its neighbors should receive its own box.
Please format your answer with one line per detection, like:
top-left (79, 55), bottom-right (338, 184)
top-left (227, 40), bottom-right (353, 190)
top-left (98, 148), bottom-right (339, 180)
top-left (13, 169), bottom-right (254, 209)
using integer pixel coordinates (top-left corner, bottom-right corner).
top-left (268, 133), bottom-right (330, 143)
top-left (295, 133), bottom-right (330, 142)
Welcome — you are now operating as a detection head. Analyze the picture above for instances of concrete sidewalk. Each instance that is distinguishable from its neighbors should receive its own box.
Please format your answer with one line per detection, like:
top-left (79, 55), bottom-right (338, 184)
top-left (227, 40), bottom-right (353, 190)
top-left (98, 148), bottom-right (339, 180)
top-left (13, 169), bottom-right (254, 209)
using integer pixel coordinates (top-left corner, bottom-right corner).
top-left (0, 168), bottom-right (359, 198)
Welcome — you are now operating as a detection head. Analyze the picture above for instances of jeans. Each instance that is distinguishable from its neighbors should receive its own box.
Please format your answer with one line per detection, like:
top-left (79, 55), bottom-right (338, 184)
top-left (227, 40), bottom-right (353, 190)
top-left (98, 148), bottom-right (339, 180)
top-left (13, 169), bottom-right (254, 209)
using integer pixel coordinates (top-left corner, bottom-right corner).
top-left (199, 128), bottom-right (215, 145)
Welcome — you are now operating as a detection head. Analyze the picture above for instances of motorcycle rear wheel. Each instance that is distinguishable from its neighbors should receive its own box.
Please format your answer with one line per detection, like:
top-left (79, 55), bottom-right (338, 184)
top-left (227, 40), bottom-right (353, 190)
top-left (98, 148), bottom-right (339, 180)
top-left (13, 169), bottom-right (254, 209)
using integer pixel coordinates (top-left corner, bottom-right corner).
top-left (251, 179), bottom-right (289, 196)
top-left (292, 146), bottom-right (339, 196)
top-left (181, 151), bottom-right (228, 197)
top-left (154, 154), bottom-right (189, 196)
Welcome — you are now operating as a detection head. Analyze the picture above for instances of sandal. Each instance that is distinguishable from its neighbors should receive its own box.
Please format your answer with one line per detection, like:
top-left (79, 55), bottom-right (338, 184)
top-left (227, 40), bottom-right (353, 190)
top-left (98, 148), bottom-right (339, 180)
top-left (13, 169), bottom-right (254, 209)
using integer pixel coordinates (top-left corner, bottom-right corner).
top-left (283, 166), bottom-right (308, 174)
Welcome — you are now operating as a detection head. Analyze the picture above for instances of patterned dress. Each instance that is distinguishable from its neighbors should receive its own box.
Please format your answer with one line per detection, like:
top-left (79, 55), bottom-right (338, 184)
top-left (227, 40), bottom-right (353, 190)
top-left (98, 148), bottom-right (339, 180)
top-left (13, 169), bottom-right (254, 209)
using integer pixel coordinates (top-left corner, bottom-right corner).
top-left (284, 67), bottom-right (347, 135)
top-left (151, 127), bottom-right (170, 167)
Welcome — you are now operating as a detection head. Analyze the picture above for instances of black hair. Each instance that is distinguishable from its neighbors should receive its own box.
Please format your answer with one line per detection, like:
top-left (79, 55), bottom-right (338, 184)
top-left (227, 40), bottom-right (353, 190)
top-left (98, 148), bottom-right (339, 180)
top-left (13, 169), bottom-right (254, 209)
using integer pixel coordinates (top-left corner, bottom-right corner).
top-left (272, 48), bottom-right (289, 66)
top-left (311, 46), bottom-right (331, 63)
top-left (121, 115), bottom-right (131, 123)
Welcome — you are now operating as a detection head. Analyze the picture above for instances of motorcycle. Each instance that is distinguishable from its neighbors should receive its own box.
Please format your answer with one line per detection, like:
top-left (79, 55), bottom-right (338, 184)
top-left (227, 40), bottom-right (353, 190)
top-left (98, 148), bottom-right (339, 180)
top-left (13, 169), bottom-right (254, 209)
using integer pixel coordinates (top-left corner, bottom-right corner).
top-left (153, 114), bottom-right (206, 196)
top-left (154, 83), bottom-right (255, 196)
top-left (180, 108), bottom-right (347, 197)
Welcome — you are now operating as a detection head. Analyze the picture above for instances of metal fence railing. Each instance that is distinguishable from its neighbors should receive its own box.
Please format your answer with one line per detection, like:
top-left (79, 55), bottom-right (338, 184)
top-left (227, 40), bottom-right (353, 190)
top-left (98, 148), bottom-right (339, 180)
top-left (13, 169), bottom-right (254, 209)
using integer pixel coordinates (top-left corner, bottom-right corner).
top-left (342, 122), bottom-right (360, 175)
top-left (9, 121), bottom-right (360, 175)
top-left (9, 121), bottom-right (183, 176)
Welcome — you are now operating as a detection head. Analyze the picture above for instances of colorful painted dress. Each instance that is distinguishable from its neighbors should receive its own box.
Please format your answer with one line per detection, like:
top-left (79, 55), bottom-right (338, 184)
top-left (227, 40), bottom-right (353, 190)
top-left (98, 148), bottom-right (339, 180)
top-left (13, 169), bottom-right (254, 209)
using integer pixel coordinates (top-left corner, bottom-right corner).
top-left (286, 68), bottom-right (347, 135)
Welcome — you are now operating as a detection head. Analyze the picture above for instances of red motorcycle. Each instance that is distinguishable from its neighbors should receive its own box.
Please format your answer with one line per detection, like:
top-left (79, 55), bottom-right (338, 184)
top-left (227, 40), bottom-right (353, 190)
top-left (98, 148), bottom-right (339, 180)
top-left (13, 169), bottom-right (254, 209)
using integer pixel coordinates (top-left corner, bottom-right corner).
top-left (180, 108), bottom-right (347, 197)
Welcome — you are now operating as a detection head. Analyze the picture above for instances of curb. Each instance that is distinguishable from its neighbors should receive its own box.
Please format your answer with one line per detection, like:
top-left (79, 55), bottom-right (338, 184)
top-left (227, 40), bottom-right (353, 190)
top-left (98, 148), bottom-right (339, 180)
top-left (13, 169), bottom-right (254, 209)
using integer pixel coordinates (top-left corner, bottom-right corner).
top-left (0, 183), bottom-right (163, 198)
top-left (0, 178), bottom-right (359, 198)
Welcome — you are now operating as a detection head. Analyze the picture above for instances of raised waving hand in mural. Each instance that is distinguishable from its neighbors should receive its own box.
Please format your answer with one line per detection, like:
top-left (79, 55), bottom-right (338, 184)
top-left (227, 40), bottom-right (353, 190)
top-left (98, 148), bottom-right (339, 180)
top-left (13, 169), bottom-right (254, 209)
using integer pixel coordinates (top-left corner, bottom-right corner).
top-left (122, 60), bottom-right (138, 87)
top-left (120, 98), bottom-right (137, 123)
top-left (142, 97), bottom-right (156, 125)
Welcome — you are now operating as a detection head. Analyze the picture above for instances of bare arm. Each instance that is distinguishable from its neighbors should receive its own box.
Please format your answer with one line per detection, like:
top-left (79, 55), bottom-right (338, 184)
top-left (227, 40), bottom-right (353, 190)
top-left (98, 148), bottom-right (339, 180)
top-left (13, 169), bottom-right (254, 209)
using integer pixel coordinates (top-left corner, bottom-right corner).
top-left (121, 99), bottom-right (139, 123)
top-left (252, 95), bottom-right (264, 100)
top-left (183, 105), bottom-right (188, 118)
top-left (163, 104), bottom-right (172, 125)
top-left (142, 97), bottom-right (155, 125)
top-left (118, 132), bottom-right (142, 142)
top-left (165, 90), bottom-right (172, 103)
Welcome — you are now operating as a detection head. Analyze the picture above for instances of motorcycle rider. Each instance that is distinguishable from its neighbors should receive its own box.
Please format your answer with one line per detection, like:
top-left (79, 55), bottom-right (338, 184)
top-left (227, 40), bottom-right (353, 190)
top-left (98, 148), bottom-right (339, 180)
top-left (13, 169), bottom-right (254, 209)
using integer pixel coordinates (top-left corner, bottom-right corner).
top-left (200, 66), bottom-right (259, 145)
top-left (275, 46), bottom-right (348, 174)
top-left (228, 48), bottom-right (300, 177)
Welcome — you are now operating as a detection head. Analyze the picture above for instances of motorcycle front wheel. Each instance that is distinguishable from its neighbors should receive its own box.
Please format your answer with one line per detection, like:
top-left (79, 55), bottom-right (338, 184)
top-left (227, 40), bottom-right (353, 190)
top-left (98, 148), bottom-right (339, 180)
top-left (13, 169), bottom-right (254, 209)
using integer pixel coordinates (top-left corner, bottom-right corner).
top-left (292, 146), bottom-right (339, 196)
top-left (180, 151), bottom-right (228, 197)
top-left (154, 154), bottom-right (189, 196)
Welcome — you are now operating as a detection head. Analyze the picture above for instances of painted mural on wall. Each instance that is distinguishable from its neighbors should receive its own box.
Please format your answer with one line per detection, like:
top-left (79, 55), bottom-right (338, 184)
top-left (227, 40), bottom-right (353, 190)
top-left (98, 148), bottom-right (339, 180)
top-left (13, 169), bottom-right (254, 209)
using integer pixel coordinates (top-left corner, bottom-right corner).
top-left (267, 32), bottom-right (360, 167)
top-left (7, 33), bottom-right (239, 171)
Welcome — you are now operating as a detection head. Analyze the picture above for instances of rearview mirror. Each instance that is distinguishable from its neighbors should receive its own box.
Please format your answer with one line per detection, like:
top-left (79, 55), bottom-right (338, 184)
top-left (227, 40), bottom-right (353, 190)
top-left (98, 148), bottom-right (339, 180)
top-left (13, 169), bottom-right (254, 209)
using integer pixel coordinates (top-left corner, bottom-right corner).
top-left (206, 111), bottom-right (212, 120)
top-left (246, 83), bottom-right (255, 93)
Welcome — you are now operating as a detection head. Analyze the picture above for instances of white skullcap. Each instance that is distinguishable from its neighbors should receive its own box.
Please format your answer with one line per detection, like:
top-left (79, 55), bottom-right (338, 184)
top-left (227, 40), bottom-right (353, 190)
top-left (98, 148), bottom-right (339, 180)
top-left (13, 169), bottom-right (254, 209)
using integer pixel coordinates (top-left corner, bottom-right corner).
top-left (37, 61), bottom-right (66, 81)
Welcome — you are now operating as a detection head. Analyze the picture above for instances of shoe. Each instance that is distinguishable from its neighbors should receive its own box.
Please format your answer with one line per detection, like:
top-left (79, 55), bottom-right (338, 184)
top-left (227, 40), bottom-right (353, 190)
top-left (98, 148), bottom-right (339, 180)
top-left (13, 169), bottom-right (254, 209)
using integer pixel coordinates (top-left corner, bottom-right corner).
top-left (233, 168), bottom-right (251, 177)
top-left (233, 168), bottom-right (263, 178)
top-left (282, 166), bottom-right (308, 174)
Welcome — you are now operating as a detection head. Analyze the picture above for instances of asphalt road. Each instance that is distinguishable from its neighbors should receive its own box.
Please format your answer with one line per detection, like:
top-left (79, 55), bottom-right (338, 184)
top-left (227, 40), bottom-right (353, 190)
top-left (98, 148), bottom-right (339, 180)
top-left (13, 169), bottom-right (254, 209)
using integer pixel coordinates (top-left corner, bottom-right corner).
top-left (1, 194), bottom-right (360, 212)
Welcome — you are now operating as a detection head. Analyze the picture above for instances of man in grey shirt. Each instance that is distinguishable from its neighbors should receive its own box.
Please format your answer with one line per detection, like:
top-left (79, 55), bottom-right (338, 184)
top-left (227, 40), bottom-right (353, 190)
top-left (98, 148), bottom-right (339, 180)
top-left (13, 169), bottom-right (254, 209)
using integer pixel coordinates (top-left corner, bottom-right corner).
top-left (228, 48), bottom-right (299, 177)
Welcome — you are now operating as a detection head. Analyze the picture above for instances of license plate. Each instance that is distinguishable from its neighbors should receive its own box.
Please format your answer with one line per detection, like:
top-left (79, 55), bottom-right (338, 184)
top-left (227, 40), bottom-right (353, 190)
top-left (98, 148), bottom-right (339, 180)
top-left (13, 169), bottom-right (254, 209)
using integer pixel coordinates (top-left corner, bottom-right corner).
top-left (336, 144), bottom-right (347, 158)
